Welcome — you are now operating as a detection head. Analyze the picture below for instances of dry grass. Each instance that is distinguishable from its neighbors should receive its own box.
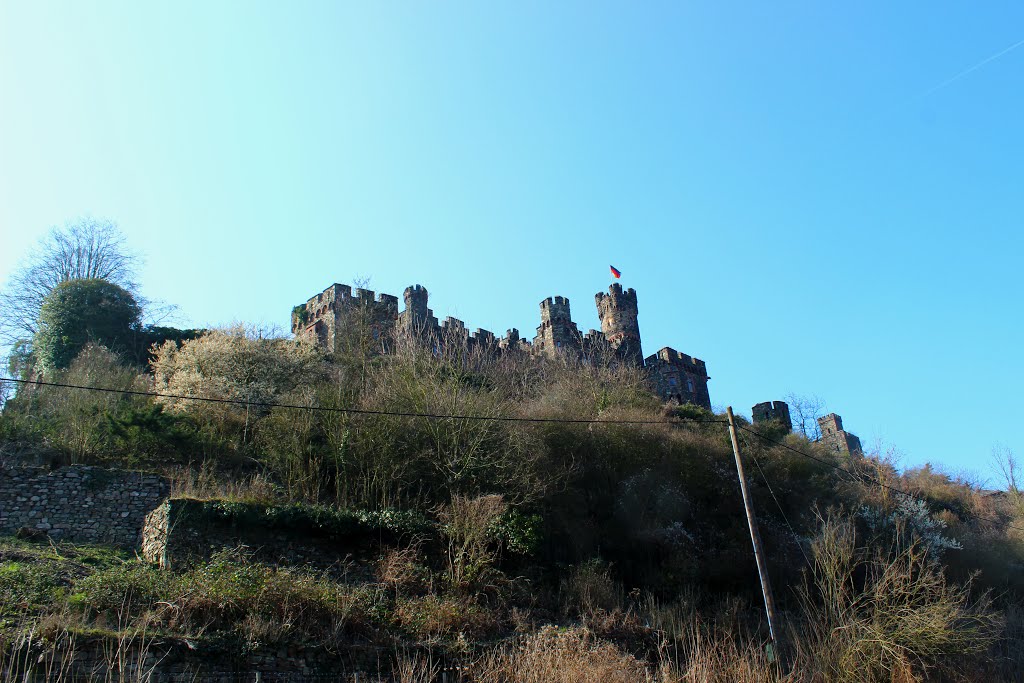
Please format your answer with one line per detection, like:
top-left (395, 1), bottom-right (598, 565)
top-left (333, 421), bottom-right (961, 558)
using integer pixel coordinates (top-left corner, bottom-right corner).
top-left (474, 625), bottom-right (655, 683)
top-left (393, 651), bottom-right (440, 683)
top-left (165, 461), bottom-right (281, 503)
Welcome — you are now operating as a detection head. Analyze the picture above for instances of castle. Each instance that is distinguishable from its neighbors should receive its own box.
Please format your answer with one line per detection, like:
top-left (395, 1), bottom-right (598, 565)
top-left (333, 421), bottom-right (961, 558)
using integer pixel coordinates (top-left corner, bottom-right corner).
top-left (292, 282), bottom-right (712, 409)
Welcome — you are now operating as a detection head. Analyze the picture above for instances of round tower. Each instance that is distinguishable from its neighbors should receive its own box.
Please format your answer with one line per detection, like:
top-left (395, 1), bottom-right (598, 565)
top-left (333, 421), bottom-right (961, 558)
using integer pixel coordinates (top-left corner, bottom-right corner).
top-left (595, 283), bottom-right (642, 366)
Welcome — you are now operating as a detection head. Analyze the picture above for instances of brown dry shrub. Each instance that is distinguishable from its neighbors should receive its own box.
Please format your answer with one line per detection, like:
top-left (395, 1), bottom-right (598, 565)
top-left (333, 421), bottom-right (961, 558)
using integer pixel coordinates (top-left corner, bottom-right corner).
top-left (437, 494), bottom-right (508, 590)
top-left (659, 622), bottom-right (779, 683)
top-left (795, 511), bottom-right (1000, 683)
top-left (393, 594), bottom-right (499, 642)
top-left (378, 543), bottom-right (430, 596)
top-left (560, 559), bottom-right (624, 619)
top-left (474, 625), bottom-right (653, 683)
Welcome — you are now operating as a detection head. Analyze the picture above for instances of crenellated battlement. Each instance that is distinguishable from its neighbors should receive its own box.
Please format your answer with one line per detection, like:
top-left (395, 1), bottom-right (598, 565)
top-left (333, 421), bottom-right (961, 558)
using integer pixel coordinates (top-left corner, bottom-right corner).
top-left (378, 293), bottom-right (399, 314)
top-left (472, 328), bottom-right (496, 346)
top-left (595, 283), bottom-right (638, 313)
top-left (645, 347), bottom-right (708, 376)
top-left (442, 316), bottom-right (466, 331)
top-left (404, 285), bottom-right (429, 307)
top-left (539, 296), bottom-right (572, 322)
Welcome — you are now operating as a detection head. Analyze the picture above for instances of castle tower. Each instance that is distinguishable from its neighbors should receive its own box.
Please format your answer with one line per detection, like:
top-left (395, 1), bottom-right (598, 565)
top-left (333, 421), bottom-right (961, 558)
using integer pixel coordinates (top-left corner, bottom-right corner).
top-left (817, 413), bottom-right (862, 455)
top-left (533, 296), bottom-right (582, 358)
top-left (595, 283), bottom-right (642, 366)
top-left (752, 401), bottom-right (792, 433)
top-left (398, 284), bottom-right (439, 337)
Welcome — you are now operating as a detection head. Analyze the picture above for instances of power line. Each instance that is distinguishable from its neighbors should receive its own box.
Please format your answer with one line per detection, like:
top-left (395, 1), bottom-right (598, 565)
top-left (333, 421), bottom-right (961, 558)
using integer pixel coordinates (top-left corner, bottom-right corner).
top-left (737, 424), bottom-right (1024, 535)
top-left (0, 376), bottom-right (728, 426)
top-left (3, 373), bottom-right (1019, 535)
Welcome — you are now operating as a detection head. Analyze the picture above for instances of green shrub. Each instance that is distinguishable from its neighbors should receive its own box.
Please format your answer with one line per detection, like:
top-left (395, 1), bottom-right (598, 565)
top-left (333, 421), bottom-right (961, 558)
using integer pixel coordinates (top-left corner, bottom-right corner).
top-left (0, 559), bottom-right (67, 614)
top-left (34, 278), bottom-right (140, 372)
top-left (175, 549), bottom-right (379, 643)
top-left (73, 562), bottom-right (166, 617)
top-left (175, 499), bottom-right (434, 545)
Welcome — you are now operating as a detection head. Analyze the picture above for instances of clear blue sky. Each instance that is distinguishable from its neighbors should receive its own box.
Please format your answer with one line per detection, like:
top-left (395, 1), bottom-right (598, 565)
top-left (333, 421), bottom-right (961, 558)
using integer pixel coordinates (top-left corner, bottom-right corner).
top-left (1, 2), bottom-right (1022, 480)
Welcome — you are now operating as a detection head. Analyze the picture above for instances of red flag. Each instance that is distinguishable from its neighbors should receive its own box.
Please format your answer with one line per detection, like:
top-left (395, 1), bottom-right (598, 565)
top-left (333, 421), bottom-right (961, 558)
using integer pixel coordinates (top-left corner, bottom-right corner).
top-left (609, 265), bottom-right (621, 279)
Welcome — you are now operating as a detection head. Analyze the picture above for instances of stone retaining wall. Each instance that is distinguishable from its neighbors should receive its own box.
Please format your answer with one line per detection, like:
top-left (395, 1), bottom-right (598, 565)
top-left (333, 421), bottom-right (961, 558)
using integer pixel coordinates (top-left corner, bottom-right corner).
top-left (0, 465), bottom-right (169, 548)
top-left (141, 498), bottom-right (377, 575)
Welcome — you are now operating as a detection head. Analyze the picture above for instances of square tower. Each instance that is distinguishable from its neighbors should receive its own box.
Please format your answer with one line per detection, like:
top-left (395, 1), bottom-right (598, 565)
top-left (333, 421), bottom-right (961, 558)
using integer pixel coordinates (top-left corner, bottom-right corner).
top-left (817, 413), bottom-right (862, 455)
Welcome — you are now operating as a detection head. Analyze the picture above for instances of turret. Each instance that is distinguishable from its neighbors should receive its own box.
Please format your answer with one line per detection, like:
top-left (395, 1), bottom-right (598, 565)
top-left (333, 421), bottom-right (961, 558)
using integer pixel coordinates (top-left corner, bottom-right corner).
top-left (403, 285), bottom-right (430, 321)
top-left (399, 284), bottom-right (438, 336)
top-left (534, 296), bottom-right (581, 358)
top-left (752, 401), bottom-right (792, 433)
top-left (595, 283), bottom-right (642, 366)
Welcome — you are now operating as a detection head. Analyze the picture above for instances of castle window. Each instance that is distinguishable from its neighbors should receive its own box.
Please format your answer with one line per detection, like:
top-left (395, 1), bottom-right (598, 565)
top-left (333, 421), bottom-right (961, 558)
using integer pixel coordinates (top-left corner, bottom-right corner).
top-left (556, 341), bottom-right (562, 348)
top-left (686, 378), bottom-right (694, 392)
top-left (668, 378), bottom-right (677, 386)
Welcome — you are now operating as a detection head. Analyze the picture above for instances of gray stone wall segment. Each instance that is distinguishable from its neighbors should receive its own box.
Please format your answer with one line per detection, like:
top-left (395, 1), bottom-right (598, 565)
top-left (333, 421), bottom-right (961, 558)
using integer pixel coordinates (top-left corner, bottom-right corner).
top-left (0, 465), bottom-right (169, 548)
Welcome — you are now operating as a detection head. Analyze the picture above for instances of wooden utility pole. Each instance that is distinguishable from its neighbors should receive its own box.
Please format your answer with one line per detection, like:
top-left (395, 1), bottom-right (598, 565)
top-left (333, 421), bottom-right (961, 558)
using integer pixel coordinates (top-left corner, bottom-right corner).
top-left (726, 406), bottom-right (782, 651)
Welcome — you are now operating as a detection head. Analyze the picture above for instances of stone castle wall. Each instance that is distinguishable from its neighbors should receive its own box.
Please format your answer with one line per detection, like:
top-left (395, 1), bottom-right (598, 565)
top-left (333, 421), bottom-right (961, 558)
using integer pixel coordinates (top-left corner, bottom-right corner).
top-left (0, 465), bottom-right (169, 548)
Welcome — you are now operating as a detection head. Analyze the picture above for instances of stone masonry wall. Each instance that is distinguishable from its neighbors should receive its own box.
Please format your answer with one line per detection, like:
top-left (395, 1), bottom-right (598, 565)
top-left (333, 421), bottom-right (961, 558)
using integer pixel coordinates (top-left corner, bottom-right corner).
top-left (142, 498), bottom-right (391, 575)
top-left (0, 465), bottom-right (169, 548)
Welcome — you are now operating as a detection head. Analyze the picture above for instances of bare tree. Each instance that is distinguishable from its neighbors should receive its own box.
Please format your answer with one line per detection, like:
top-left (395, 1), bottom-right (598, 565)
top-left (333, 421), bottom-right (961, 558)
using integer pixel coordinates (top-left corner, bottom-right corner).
top-left (991, 444), bottom-right (1024, 518)
top-left (992, 444), bottom-right (1020, 493)
top-left (784, 392), bottom-right (827, 440)
top-left (0, 218), bottom-right (140, 345)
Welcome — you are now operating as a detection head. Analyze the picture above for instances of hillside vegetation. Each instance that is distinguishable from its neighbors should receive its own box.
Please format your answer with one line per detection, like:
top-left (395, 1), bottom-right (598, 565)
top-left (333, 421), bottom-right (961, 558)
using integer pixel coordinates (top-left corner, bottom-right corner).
top-left (2, 308), bottom-right (1024, 680)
